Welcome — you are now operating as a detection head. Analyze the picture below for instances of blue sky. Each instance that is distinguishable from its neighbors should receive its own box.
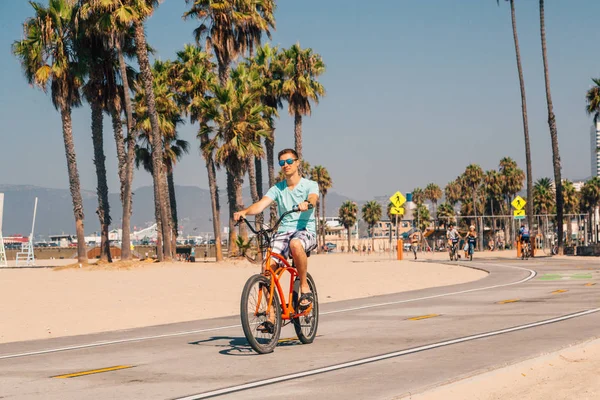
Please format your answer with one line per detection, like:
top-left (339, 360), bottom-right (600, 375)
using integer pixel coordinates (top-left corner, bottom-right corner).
top-left (1, 0), bottom-right (599, 201)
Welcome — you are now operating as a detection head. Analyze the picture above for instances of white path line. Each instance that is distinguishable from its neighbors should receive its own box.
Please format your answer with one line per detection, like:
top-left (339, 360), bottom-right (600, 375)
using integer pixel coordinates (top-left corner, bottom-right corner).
top-left (321, 263), bottom-right (535, 315)
top-left (0, 263), bottom-right (535, 360)
top-left (173, 307), bottom-right (600, 400)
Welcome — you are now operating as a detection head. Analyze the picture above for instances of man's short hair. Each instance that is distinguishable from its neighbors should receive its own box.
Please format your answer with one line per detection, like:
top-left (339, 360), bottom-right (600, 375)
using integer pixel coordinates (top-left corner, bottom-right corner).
top-left (278, 148), bottom-right (299, 160)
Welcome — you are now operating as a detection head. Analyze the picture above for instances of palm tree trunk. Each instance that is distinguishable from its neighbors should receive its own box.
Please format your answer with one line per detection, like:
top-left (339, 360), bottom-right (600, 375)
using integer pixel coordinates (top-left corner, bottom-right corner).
top-left (200, 133), bottom-right (223, 261)
top-left (509, 0), bottom-right (535, 236)
top-left (321, 193), bottom-right (327, 248)
top-left (227, 170), bottom-right (238, 256)
top-left (60, 105), bottom-right (87, 264)
top-left (116, 40), bottom-right (135, 261)
top-left (167, 166), bottom-right (178, 255)
top-left (294, 112), bottom-right (303, 161)
top-left (265, 134), bottom-right (277, 225)
top-left (347, 227), bottom-right (352, 254)
top-left (315, 201), bottom-right (321, 250)
top-left (539, 0), bottom-right (564, 255)
top-left (153, 188), bottom-right (163, 258)
top-left (91, 90), bottom-right (112, 263)
top-left (235, 172), bottom-right (247, 242)
top-left (255, 154), bottom-right (264, 200)
top-left (248, 157), bottom-right (261, 230)
top-left (161, 164), bottom-right (174, 258)
top-left (111, 99), bottom-right (126, 201)
top-left (133, 21), bottom-right (171, 261)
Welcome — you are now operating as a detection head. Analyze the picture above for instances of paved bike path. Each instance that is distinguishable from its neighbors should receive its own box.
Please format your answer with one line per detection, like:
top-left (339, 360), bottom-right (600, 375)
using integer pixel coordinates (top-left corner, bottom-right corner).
top-left (0, 258), bottom-right (598, 399)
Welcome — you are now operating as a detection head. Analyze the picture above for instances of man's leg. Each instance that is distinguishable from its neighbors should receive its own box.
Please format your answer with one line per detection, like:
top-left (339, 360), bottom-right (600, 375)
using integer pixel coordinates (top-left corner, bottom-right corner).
top-left (290, 239), bottom-right (309, 293)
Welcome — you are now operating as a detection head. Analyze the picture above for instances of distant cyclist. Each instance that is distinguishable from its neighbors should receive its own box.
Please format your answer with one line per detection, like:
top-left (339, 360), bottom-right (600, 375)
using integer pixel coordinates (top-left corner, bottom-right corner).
top-left (446, 223), bottom-right (461, 259)
top-left (465, 225), bottom-right (477, 260)
top-left (519, 224), bottom-right (531, 255)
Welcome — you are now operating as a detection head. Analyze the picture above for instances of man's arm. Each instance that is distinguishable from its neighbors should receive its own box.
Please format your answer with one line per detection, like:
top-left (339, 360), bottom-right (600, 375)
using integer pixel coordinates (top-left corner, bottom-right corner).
top-left (233, 196), bottom-right (273, 221)
top-left (298, 192), bottom-right (318, 211)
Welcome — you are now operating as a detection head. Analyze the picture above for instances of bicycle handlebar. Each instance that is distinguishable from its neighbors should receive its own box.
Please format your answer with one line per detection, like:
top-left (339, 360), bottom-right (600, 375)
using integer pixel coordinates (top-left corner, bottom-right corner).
top-left (235, 204), bottom-right (314, 235)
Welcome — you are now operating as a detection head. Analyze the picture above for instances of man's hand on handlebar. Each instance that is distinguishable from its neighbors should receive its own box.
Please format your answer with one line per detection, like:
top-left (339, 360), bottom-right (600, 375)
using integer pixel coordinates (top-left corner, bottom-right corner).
top-left (233, 210), bottom-right (247, 223)
top-left (297, 201), bottom-right (313, 212)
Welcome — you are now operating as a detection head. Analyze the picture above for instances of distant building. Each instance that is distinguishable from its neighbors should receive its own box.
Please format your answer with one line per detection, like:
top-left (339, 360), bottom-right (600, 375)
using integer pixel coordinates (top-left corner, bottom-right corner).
top-left (591, 118), bottom-right (600, 177)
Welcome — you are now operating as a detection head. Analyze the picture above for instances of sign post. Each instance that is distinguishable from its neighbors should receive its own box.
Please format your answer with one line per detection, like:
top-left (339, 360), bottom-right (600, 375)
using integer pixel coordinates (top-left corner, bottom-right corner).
top-left (511, 195), bottom-right (527, 220)
top-left (511, 195), bottom-right (528, 257)
top-left (389, 192), bottom-right (406, 260)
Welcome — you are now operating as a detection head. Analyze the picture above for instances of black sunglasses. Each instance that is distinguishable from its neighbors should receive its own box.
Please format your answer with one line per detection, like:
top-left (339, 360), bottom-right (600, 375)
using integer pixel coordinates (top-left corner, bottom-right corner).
top-left (279, 158), bottom-right (297, 167)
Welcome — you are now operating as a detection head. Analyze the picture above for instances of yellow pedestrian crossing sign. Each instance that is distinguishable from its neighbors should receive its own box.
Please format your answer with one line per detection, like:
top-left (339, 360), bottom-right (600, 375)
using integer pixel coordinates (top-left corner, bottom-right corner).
top-left (513, 209), bottom-right (526, 219)
top-left (511, 195), bottom-right (526, 210)
top-left (390, 206), bottom-right (404, 215)
top-left (389, 191), bottom-right (406, 208)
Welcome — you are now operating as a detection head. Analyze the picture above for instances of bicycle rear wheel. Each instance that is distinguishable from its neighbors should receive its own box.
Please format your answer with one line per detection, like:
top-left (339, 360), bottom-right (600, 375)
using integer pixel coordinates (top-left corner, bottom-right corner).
top-left (240, 274), bottom-right (282, 354)
top-left (292, 273), bottom-right (319, 344)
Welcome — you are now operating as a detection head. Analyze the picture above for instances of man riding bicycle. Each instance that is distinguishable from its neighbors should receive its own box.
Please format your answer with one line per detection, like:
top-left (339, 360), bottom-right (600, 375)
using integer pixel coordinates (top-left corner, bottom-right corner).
top-left (446, 223), bottom-right (462, 258)
top-left (234, 148), bottom-right (319, 317)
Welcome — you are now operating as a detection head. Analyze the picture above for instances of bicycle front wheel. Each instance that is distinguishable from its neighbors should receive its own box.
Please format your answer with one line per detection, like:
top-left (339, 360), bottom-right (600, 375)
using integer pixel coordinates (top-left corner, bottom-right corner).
top-left (292, 272), bottom-right (319, 344)
top-left (240, 274), bottom-right (282, 354)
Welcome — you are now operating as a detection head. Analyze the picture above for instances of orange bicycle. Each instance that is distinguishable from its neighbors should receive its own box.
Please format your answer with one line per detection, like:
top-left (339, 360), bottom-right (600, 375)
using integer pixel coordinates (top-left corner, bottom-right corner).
top-left (237, 206), bottom-right (319, 354)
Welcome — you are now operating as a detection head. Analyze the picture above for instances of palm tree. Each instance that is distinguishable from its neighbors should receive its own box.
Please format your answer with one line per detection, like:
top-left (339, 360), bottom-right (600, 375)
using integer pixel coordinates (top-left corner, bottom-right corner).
top-left (586, 78), bottom-right (600, 182)
top-left (280, 44), bottom-right (326, 160)
top-left (562, 180), bottom-right (579, 245)
top-left (533, 177), bottom-right (555, 247)
top-left (133, 59), bottom-right (187, 252)
top-left (484, 170), bottom-right (503, 231)
top-left (586, 79), bottom-right (600, 121)
top-left (79, 27), bottom-right (117, 262)
top-left (424, 183), bottom-right (442, 223)
top-left (361, 201), bottom-right (382, 251)
top-left (338, 201), bottom-right (358, 253)
top-left (413, 204), bottom-right (431, 232)
top-left (533, 178), bottom-right (555, 214)
top-left (539, 0), bottom-right (564, 254)
top-left (173, 44), bottom-right (224, 261)
top-left (581, 177), bottom-right (600, 244)
top-left (184, 0), bottom-right (276, 252)
top-left (311, 166), bottom-right (332, 248)
top-left (13, 0), bottom-right (87, 264)
top-left (81, 0), bottom-right (141, 261)
top-left (437, 203), bottom-right (455, 228)
top-left (462, 164), bottom-right (484, 249)
top-left (183, 0), bottom-right (276, 85)
top-left (201, 68), bottom-right (270, 254)
top-left (411, 187), bottom-right (425, 232)
top-left (444, 180), bottom-right (461, 207)
top-left (411, 188), bottom-right (424, 206)
top-left (246, 44), bottom-right (283, 225)
top-left (498, 0), bottom-right (534, 236)
top-left (499, 157), bottom-right (525, 243)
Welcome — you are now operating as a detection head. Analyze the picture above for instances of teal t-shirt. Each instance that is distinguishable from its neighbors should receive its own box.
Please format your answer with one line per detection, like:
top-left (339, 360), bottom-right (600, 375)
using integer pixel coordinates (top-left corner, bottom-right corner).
top-left (265, 178), bottom-right (319, 234)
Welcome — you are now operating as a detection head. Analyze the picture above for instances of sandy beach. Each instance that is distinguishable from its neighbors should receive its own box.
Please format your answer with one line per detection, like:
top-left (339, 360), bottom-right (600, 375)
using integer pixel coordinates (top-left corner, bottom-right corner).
top-left (409, 337), bottom-right (600, 400)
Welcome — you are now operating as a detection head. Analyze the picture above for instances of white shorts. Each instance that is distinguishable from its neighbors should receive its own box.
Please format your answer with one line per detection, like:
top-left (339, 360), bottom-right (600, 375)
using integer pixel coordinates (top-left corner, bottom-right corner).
top-left (270, 230), bottom-right (317, 260)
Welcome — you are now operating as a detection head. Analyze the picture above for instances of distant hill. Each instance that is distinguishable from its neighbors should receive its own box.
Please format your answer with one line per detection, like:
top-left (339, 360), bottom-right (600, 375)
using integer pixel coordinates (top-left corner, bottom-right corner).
top-left (0, 184), bottom-right (366, 238)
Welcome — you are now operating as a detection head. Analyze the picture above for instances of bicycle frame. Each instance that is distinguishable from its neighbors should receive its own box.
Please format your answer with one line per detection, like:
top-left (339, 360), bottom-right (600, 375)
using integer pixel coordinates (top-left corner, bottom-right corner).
top-left (237, 206), bottom-right (314, 323)
top-left (257, 249), bottom-right (312, 321)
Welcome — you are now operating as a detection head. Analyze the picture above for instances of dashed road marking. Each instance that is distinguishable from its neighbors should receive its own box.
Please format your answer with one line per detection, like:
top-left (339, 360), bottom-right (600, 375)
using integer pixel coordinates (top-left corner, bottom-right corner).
top-left (408, 314), bottom-right (440, 321)
top-left (497, 299), bottom-right (520, 304)
top-left (52, 365), bottom-right (133, 379)
top-left (551, 289), bottom-right (568, 294)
